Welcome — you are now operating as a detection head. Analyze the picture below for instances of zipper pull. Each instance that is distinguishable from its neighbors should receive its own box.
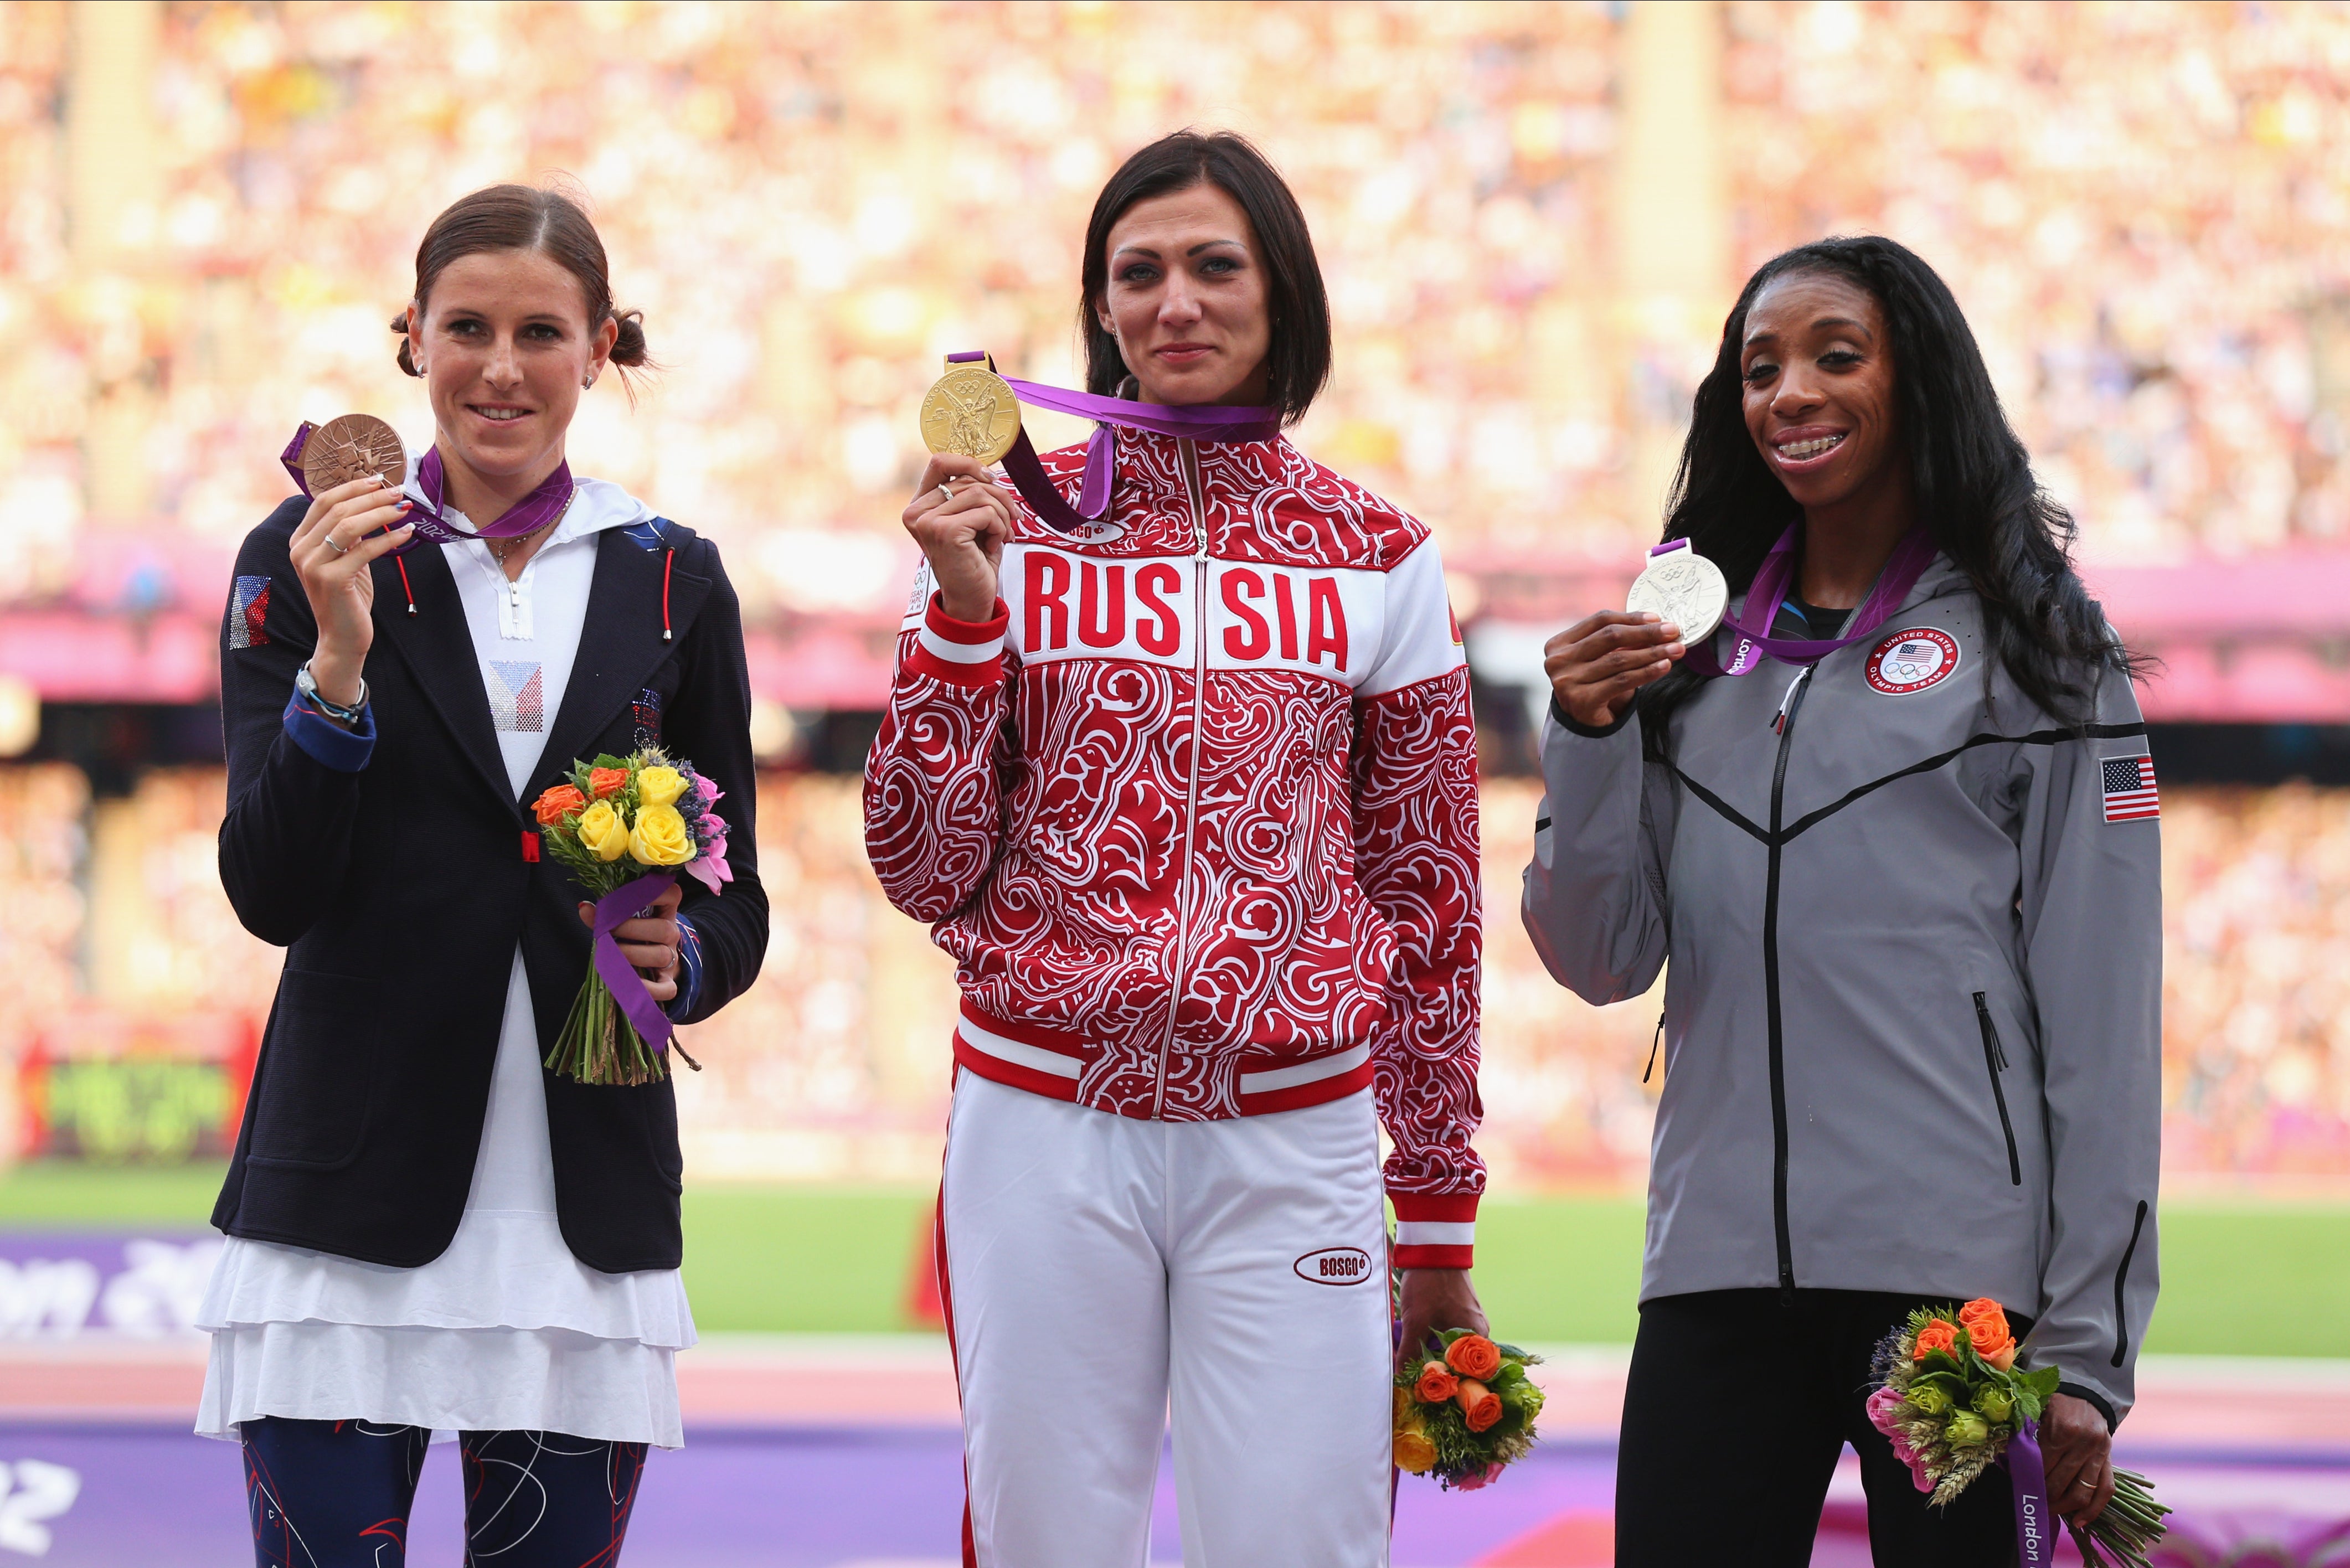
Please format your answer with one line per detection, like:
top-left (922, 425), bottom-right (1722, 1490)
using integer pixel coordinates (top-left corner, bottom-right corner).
top-left (1181, 438), bottom-right (1209, 560)
top-left (1643, 1012), bottom-right (1666, 1084)
top-left (1770, 666), bottom-right (1811, 734)
top-left (1973, 992), bottom-right (2009, 1070)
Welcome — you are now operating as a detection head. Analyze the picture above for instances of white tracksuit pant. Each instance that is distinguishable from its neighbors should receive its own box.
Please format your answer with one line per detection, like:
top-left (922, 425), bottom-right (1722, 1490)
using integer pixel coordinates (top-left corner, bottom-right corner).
top-left (940, 1069), bottom-right (1393, 1568)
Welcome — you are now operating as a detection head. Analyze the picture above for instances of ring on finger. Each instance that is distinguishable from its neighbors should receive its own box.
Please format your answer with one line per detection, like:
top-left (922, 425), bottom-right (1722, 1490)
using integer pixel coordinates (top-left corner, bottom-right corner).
top-left (937, 482), bottom-right (955, 505)
top-left (324, 532), bottom-right (352, 555)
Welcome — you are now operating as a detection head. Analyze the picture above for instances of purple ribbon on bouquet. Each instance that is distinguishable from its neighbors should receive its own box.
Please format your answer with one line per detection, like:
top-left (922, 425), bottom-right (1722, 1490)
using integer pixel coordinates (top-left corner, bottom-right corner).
top-left (2009, 1417), bottom-right (2054, 1565)
top-left (280, 426), bottom-right (576, 552)
top-left (1682, 522), bottom-right (1939, 677)
top-left (591, 871), bottom-right (679, 1056)
top-left (945, 351), bottom-right (1282, 534)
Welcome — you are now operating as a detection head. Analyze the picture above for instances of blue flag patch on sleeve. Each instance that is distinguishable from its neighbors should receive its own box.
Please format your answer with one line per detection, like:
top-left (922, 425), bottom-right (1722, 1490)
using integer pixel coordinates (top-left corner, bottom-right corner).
top-left (228, 575), bottom-right (272, 649)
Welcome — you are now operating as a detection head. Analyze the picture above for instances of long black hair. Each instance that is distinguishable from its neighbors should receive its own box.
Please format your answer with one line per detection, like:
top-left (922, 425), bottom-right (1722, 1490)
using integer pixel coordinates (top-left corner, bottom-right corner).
top-left (1079, 130), bottom-right (1332, 425)
top-left (1642, 234), bottom-right (2136, 728)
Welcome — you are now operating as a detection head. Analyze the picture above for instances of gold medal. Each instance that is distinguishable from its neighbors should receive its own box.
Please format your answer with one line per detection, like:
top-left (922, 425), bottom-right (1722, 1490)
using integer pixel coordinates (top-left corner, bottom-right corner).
top-left (301, 414), bottom-right (408, 493)
top-left (919, 354), bottom-right (1022, 465)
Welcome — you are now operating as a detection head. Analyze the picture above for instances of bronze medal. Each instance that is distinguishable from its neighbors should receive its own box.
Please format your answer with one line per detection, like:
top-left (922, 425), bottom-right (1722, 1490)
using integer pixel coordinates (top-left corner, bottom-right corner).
top-left (301, 414), bottom-right (408, 494)
top-left (919, 355), bottom-right (1022, 466)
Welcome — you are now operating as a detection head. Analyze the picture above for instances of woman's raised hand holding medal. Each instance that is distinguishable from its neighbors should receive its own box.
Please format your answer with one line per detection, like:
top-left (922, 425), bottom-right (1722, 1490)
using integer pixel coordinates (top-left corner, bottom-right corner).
top-left (289, 473), bottom-right (416, 713)
top-left (1543, 611), bottom-right (1687, 730)
top-left (903, 450), bottom-right (1015, 625)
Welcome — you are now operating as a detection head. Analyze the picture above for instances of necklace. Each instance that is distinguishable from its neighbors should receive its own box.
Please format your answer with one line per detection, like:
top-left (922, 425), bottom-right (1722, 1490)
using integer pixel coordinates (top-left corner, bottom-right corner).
top-left (489, 516), bottom-right (557, 571)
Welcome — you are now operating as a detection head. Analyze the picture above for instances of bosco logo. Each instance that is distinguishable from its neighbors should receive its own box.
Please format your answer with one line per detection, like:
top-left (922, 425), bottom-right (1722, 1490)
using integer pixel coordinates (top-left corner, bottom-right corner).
top-left (1293, 1247), bottom-right (1374, 1286)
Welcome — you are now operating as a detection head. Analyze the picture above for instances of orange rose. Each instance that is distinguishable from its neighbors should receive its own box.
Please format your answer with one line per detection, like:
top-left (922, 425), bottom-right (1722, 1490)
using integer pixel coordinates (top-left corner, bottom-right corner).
top-left (589, 767), bottom-right (630, 800)
top-left (1415, 1361), bottom-right (1459, 1404)
top-left (1456, 1378), bottom-right (1503, 1433)
top-left (1445, 1334), bottom-right (1503, 1381)
top-left (533, 784), bottom-right (587, 826)
top-left (1913, 1319), bottom-right (1961, 1363)
top-left (1958, 1298), bottom-right (2014, 1364)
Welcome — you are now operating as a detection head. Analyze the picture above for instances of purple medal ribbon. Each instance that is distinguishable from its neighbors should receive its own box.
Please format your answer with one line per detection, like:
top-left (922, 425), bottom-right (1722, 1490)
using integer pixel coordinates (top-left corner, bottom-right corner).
top-left (944, 351), bottom-right (1282, 534)
top-left (2008, 1417), bottom-right (2054, 1565)
top-left (590, 871), bottom-right (679, 1057)
top-left (1682, 522), bottom-right (1938, 677)
top-left (280, 426), bottom-right (576, 553)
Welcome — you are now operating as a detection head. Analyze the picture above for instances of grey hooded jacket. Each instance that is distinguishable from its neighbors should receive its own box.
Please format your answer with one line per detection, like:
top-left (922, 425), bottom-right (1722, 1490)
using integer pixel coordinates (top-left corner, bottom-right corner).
top-left (1522, 556), bottom-right (2160, 1422)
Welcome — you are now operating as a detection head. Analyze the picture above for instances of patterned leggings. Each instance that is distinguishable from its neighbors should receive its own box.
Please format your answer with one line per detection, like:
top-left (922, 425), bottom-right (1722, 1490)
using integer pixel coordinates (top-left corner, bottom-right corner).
top-left (240, 1418), bottom-right (647, 1567)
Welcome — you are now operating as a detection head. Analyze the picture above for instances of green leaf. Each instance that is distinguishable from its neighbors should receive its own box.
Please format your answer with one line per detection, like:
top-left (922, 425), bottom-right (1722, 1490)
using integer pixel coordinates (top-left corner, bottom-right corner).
top-left (1919, 1349), bottom-right (1969, 1380)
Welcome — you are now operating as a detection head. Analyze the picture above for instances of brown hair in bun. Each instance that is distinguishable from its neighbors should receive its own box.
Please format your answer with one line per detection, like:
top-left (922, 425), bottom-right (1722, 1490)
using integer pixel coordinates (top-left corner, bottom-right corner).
top-left (390, 183), bottom-right (649, 381)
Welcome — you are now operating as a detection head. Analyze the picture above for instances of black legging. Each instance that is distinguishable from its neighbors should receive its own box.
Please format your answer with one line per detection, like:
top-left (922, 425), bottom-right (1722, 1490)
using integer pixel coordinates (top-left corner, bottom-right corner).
top-left (1615, 1289), bottom-right (2029, 1567)
top-left (240, 1418), bottom-right (647, 1567)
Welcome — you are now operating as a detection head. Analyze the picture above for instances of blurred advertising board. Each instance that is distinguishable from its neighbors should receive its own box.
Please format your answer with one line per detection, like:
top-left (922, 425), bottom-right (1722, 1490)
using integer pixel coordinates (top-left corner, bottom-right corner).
top-left (16, 1010), bottom-right (256, 1165)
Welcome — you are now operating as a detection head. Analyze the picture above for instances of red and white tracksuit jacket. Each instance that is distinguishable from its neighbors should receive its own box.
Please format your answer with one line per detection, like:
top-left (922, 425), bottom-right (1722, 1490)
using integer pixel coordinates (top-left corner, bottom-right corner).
top-left (863, 427), bottom-right (1485, 1266)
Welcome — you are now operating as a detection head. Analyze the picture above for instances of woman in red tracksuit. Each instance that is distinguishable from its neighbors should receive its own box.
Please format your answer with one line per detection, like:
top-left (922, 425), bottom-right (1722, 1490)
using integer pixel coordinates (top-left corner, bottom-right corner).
top-left (862, 131), bottom-right (1486, 1568)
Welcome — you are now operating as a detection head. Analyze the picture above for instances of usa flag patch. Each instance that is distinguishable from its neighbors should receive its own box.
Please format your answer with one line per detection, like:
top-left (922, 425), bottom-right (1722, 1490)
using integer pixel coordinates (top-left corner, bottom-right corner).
top-left (2101, 755), bottom-right (2160, 823)
top-left (228, 575), bottom-right (271, 649)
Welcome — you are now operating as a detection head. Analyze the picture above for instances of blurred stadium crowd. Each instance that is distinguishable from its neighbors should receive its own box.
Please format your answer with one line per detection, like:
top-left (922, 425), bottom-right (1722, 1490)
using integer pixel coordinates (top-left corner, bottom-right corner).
top-left (6, 768), bottom-right (2346, 1186)
top-left (0, 2), bottom-right (2341, 575)
top-left (1, 0), bottom-right (2348, 1181)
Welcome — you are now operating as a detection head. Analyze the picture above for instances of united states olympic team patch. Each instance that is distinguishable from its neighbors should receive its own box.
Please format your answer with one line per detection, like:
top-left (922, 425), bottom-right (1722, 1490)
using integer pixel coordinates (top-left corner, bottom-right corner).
top-left (1864, 626), bottom-right (1961, 695)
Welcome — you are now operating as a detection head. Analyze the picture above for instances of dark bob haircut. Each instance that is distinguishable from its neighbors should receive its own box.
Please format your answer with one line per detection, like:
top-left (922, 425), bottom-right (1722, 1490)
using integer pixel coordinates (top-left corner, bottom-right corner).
top-left (1079, 130), bottom-right (1332, 426)
top-left (1645, 234), bottom-right (2136, 729)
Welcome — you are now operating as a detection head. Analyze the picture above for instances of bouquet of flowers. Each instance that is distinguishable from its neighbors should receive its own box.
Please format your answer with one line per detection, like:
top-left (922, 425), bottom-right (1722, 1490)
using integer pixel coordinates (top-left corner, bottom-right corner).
top-left (1868, 1299), bottom-right (2167, 1567)
top-left (530, 747), bottom-right (732, 1086)
top-left (1392, 1330), bottom-right (1545, 1490)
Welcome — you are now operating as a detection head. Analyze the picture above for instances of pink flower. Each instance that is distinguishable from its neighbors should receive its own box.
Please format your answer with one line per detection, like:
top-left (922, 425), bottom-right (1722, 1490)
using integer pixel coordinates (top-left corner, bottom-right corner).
top-left (1452, 1462), bottom-right (1506, 1492)
top-left (1867, 1386), bottom-right (1938, 1493)
top-left (693, 773), bottom-right (723, 806)
top-left (686, 853), bottom-right (733, 894)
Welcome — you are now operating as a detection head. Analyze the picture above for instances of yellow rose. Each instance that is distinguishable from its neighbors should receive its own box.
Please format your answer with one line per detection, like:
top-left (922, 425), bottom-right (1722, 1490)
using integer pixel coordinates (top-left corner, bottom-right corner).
top-left (627, 803), bottom-right (694, 866)
top-left (636, 766), bottom-right (688, 809)
top-left (1392, 1430), bottom-right (1437, 1474)
top-left (576, 800), bottom-right (630, 862)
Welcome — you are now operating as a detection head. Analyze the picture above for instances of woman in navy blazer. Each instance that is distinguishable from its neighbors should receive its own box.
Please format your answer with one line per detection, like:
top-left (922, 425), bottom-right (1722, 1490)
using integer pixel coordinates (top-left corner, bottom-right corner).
top-left (200, 184), bottom-right (766, 1566)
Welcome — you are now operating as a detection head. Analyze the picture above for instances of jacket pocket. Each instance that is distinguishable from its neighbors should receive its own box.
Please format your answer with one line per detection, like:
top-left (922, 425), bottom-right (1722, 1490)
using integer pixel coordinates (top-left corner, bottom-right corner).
top-left (1972, 991), bottom-right (2022, 1187)
top-left (248, 970), bottom-right (382, 1169)
top-left (2111, 1199), bottom-right (2150, 1368)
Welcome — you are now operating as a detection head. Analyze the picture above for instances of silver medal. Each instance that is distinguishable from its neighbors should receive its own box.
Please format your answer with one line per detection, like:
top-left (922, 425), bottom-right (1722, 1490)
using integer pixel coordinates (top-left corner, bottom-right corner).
top-left (1626, 543), bottom-right (1728, 643)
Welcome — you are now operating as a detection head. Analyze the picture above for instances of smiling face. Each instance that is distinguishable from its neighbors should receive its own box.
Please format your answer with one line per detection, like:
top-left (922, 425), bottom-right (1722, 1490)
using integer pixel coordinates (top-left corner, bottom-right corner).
top-left (406, 247), bottom-right (618, 494)
top-left (1097, 181), bottom-right (1272, 408)
top-left (1739, 270), bottom-right (1904, 514)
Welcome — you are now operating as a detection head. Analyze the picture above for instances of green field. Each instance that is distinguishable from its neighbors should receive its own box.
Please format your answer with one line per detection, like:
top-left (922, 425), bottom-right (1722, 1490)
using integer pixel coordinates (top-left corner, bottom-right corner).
top-left (8, 1163), bottom-right (2345, 1357)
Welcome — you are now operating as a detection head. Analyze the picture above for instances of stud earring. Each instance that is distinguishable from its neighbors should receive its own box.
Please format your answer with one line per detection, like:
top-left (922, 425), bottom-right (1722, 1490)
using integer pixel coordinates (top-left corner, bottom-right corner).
top-left (583, 375), bottom-right (595, 388)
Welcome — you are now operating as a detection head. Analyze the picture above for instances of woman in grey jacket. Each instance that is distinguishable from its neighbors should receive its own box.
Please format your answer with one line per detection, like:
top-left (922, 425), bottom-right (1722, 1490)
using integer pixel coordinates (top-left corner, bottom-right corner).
top-left (1525, 237), bottom-right (2158, 1566)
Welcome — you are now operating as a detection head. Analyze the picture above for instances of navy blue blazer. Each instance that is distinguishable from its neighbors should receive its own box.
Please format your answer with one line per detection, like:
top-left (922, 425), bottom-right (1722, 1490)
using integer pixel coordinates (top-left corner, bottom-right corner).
top-left (210, 497), bottom-right (767, 1272)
